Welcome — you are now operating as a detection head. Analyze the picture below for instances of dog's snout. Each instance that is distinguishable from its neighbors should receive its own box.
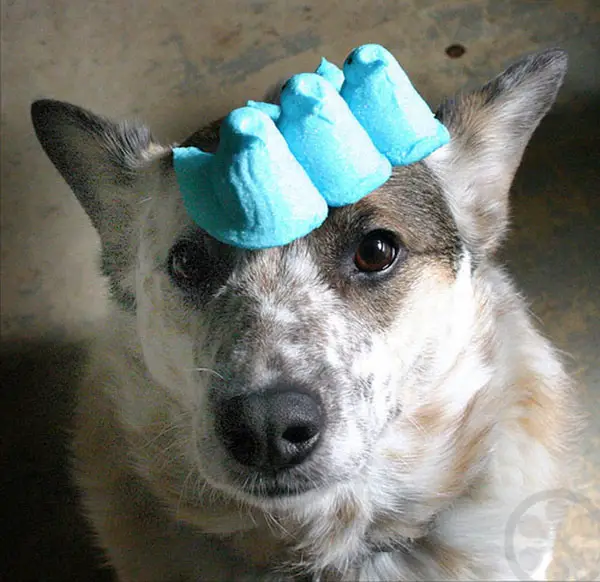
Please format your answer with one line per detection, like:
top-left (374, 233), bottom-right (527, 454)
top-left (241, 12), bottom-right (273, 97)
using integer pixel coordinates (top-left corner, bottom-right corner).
top-left (216, 389), bottom-right (322, 470)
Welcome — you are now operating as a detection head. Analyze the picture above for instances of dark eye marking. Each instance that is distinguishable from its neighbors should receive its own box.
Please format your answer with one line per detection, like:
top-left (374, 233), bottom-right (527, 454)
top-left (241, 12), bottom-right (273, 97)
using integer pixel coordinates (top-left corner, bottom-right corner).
top-left (168, 238), bottom-right (210, 289)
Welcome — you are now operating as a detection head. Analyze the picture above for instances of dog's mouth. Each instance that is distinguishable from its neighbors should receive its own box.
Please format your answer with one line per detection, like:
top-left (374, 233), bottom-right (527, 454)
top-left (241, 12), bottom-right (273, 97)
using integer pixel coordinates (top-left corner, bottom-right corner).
top-left (234, 468), bottom-right (321, 500)
top-left (248, 482), bottom-right (306, 498)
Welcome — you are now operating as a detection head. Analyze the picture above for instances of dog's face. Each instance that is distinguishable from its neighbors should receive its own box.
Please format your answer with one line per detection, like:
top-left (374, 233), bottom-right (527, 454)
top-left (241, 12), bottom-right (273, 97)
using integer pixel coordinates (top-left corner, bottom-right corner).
top-left (134, 159), bottom-right (466, 503)
top-left (32, 50), bottom-right (567, 516)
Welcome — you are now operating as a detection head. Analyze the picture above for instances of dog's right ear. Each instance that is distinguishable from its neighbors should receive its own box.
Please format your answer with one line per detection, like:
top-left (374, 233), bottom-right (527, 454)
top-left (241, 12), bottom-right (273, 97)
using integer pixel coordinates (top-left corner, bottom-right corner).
top-left (31, 100), bottom-right (163, 310)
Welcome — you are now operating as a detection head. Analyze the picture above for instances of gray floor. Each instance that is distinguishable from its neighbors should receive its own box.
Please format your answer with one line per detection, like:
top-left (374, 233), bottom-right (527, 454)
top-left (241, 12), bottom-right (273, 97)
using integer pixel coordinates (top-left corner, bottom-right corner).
top-left (1, 1), bottom-right (599, 580)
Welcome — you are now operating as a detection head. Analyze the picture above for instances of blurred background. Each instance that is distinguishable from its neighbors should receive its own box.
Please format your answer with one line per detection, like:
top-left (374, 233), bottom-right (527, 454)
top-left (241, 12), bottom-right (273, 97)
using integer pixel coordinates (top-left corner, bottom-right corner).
top-left (1, 0), bottom-right (599, 580)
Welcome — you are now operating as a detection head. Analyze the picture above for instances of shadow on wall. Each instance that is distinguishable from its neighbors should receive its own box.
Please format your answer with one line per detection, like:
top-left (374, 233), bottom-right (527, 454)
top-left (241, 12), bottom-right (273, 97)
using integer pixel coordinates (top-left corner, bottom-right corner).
top-left (0, 96), bottom-right (598, 582)
top-left (503, 95), bottom-right (600, 322)
top-left (0, 339), bottom-right (116, 582)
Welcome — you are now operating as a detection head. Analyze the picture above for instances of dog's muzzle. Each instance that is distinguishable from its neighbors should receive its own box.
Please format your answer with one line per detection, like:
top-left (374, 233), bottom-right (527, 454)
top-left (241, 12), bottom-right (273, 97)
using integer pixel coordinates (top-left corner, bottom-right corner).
top-left (215, 385), bottom-right (323, 472)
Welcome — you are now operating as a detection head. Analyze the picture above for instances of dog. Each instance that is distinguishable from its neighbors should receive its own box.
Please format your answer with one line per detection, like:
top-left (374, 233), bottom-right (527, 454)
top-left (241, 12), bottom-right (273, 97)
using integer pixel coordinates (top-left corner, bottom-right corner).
top-left (31, 48), bottom-right (579, 581)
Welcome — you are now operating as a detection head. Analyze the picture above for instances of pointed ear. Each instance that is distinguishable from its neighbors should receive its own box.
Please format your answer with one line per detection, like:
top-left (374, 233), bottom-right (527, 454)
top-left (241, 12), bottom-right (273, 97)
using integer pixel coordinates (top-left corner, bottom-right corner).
top-left (31, 99), bottom-right (163, 309)
top-left (31, 99), bottom-right (157, 232)
top-left (427, 49), bottom-right (568, 258)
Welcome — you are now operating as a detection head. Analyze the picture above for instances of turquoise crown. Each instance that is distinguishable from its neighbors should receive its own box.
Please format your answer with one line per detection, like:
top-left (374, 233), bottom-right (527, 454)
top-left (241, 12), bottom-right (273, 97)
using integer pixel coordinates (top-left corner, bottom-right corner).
top-left (173, 44), bottom-right (450, 250)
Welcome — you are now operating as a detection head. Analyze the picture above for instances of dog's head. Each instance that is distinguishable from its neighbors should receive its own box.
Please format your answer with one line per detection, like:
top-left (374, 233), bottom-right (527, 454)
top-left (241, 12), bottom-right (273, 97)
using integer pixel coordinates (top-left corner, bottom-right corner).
top-left (31, 50), bottom-right (567, 516)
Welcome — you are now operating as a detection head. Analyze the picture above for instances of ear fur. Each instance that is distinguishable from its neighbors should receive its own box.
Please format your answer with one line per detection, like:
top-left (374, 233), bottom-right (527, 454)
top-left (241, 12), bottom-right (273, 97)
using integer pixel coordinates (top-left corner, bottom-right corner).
top-left (31, 99), bottom-right (160, 310)
top-left (428, 49), bottom-right (568, 258)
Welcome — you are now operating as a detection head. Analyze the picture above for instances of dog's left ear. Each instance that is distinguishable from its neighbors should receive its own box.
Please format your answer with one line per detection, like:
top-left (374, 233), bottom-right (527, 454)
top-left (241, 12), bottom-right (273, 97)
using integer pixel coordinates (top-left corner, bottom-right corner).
top-left (428, 49), bottom-right (567, 259)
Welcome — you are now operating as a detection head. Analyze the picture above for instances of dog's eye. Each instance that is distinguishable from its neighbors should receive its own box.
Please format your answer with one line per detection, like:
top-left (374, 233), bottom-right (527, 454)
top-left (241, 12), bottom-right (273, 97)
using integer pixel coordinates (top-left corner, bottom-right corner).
top-left (168, 240), bottom-right (207, 286)
top-left (354, 230), bottom-right (398, 273)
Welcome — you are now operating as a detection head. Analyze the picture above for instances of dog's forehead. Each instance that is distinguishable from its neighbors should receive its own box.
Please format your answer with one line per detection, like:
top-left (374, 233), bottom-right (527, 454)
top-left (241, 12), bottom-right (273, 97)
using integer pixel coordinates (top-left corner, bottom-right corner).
top-left (173, 121), bottom-right (459, 254)
top-left (311, 161), bottom-right (459, 254)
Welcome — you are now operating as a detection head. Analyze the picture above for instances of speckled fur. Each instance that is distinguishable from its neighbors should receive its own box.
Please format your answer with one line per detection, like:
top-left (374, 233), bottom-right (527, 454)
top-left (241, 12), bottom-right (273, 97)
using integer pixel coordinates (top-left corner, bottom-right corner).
top-left (31, 49), bottom-right (580, 581)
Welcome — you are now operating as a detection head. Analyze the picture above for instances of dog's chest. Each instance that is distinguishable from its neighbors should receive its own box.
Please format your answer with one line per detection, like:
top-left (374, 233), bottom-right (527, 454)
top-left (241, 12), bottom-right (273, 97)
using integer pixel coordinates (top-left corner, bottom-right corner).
top-left (245, 506), bottom-right (432, 580)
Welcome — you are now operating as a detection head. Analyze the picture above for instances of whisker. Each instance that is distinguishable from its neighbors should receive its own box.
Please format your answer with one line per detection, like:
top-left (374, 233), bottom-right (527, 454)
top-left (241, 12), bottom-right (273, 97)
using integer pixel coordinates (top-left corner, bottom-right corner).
top-left (196, 475), bottom-right (212, 504)
top-left (263, 508), bottom-right (279, 536)
top-left (155, 442), bottom-right (188, 474)
top-left (185, 367), bottom-right (227, 382)
top-left (267, 509), bottom-right (291, 538)
top-left (240, 501), bottom-right (257, 526)
top-left (140, 422), bottom-right (182, 451)
top-left (176, 467), bottom-right (197, 518)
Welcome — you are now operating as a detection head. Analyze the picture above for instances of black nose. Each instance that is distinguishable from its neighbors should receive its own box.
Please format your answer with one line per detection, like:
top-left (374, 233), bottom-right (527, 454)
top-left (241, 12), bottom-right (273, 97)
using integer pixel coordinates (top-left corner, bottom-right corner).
top-left (216, 389), bottom-right (322, 470)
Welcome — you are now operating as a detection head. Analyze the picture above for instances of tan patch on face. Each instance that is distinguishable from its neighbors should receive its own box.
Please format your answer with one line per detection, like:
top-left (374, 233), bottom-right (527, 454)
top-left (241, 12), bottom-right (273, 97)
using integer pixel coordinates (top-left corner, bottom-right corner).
top-left (515, 375), bottom-right (578, 456)
top-left (407, 388), bottom-right (495, 505)
top-left (410, 400), bottom-right (449, 435)
top-left (415, 535), bottom-right (471, 578)
top-left (445, 423), bottom-right (492, 497)
top-left (440, 388), bottom-right (496, 497)
top-left (334, 499), bottom-right (360, 529)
